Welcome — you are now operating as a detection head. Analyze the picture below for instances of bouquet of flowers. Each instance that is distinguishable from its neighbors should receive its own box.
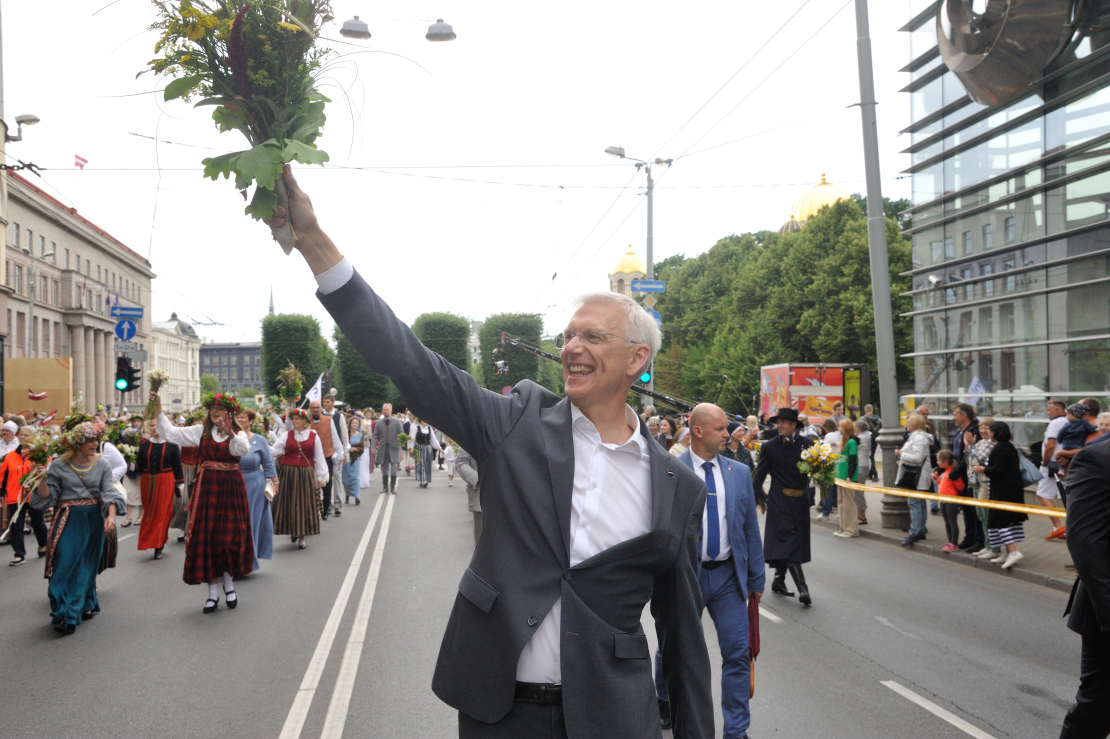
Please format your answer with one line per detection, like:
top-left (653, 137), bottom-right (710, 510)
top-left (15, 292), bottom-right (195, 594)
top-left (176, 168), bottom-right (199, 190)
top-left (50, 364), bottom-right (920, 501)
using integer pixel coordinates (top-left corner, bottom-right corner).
top-left (117, 443), bottom-right (140, 467)
top-left (145, 369), bottom-right (172, 419)
top-left (145, 0), bottom-right (335, 253)
top-left (277, 362), bottom-right (304, 405)
top-left (798, 442), bottom-right (838, 494)
top-left (19, 434), bottom-right (55, 493)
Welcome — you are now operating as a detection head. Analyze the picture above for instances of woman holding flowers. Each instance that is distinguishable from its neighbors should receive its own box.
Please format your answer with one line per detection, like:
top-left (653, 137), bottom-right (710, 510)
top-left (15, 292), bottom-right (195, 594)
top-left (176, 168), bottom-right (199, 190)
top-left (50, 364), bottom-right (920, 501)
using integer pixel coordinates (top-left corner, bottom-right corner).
top-left (2, 427), bottom-right (47, 566)
top-left (136, 419), bottom-right (184, 560)
top-left (31, 421), bottom-right (124, 634)
top-left (270, 408), bottom-right (327, 550)
top-left (236, 408), bottom-right (278, 570)
top-left (153, 392), bottom-right (253, 614)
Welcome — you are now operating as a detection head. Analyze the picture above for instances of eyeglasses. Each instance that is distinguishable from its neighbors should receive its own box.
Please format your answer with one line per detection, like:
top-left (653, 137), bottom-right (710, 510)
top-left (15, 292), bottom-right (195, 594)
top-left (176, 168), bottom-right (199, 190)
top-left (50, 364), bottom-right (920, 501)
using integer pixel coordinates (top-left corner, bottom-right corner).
top-left (554, 328), bottom-right (637, 349)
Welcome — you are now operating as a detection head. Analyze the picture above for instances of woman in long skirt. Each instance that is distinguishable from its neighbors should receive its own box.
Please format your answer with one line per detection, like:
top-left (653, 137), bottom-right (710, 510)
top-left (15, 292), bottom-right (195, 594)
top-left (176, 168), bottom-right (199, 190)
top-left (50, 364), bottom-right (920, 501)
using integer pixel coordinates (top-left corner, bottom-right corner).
top-left (171, 417), bottom-right (199, 543)
top-left (343, 417), bottom-right (365, 505)
top-left (236, 408), bottom-right (278, 571)
top-left (136, 419), bottom-right (184, 560)
top-left (412, 419), bottom-right (440, 489)
top-left (154, 392), bottom-right (253, 614)
top-left (270, 409), bottom-right (327, 550)
top-left (31, 421), bottom-right (124, 634)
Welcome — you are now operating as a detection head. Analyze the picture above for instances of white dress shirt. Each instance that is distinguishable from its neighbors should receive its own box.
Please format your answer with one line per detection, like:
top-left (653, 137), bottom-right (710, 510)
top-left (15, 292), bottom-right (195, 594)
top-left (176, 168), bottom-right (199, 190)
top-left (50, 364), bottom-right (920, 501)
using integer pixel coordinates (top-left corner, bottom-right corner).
top-left (315, 257), bottom-right (355, 294)
top-left (689, 449), bottom-right (731, 562)
top-left (516, 403), bottom-right (652, 684)
top-left (283, 413), bottom-right (344, 463)
top-left (270, 428), bottom-right (330, 482)
top-left (101, 442), bottom-right (128, 483)
top-left (157, 413), bottom-right (251, 457)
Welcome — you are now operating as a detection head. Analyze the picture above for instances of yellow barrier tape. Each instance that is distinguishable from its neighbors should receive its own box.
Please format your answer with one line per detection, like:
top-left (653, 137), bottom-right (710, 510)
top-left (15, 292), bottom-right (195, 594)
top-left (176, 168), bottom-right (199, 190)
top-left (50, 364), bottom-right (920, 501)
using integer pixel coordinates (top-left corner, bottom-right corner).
top-left (835, 479), bottom-right (1065, 518)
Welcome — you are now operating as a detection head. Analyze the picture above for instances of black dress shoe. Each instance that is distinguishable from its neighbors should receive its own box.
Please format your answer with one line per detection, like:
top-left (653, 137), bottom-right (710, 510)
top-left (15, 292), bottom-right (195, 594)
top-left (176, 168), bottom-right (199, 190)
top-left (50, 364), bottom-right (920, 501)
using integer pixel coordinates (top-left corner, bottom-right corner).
top-left (53, 622), bottom-right (77, 635)
top-left (225, 590), bottom-right (237, 610)
top-left (356, 498), bottom-right (361, 506)
top-left (178, 535), bottom-right (186, 543)
top-left (153, 549), bottom-right (163, 560)
top-left (771, 580), bottom-right (795, 597)
top-left (658, 699), bottom-right (672, 730)
top-left (204, 597), bottom-right (219, 614)
top-left (334, 510), bottom-right (342, 517)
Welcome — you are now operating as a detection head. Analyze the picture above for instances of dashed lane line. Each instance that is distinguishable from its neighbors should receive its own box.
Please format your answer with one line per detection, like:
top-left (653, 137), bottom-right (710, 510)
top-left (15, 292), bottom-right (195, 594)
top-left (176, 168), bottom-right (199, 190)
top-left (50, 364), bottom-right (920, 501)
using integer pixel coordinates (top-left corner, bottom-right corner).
top-left (278, 493), bottom-right (387, 739)
top-left (881, 680), bottom-right (997, 739)
top-left (759, 607), bottom-right (782, 623)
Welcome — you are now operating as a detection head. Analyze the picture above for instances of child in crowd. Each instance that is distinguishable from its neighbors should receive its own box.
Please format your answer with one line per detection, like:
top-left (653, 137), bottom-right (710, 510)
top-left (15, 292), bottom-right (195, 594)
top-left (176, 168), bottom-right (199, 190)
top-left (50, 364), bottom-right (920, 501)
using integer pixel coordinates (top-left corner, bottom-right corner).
top-left (933, 449), bottom-right (966, 552)
top-left (1057, 403), bottom-right (1096, 453)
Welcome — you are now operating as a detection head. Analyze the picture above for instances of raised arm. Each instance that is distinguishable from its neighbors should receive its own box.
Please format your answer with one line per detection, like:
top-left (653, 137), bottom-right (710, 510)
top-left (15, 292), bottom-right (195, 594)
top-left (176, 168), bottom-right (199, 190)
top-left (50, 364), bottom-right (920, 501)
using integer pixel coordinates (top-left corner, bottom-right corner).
top-left (158, 413), bottom-right (204, 448)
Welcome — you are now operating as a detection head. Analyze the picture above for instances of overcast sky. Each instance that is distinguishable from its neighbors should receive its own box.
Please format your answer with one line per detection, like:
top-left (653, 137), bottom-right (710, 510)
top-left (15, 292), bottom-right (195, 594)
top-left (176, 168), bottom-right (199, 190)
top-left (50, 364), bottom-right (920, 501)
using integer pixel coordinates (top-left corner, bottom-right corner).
top-left (4, 0), bottom-right (915, 345)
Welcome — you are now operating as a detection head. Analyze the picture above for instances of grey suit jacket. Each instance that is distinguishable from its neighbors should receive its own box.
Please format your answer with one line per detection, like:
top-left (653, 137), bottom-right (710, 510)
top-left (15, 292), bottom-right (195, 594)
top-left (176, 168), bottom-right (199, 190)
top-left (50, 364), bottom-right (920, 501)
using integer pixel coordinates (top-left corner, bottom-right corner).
top-left (319, 269), bottom-right (713, 738)
top-left (371, 416), bottom-right (402, 466)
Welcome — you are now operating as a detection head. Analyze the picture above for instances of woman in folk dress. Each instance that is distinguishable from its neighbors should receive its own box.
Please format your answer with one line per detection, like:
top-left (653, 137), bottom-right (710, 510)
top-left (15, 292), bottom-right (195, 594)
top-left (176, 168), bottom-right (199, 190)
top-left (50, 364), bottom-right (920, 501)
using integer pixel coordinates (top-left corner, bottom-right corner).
top-left (153, 392), bottom-right (253, 614)
top-left (235, 408), bottom-right (278, 571)
top-left (136, 419), bottom-right (184, 560)
top-left (270, 409), bottom-right (327, 550)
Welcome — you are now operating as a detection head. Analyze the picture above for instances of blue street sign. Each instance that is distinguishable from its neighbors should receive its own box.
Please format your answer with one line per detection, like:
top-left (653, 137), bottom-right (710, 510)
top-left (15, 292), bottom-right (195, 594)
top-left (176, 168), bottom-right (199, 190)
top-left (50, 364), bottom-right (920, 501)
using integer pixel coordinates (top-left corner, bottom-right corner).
top-left (111, 305), bottom-right (144, 319)
top-left (645, 308), bottom-right (662, 326)
top-left (114, 319), bottom-right (137, 341)
top-left (631, 280), bottom-right (666, 293)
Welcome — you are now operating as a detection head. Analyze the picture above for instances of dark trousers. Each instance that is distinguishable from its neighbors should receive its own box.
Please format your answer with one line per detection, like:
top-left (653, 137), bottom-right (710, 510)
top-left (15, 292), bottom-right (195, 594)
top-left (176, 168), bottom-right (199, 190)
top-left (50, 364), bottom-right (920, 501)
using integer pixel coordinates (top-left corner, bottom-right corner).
top-left (6, 503), bottom-right (48, 559)
top-left (1060, 635), bottom-right (1110, 739)
top-left (321, 457), bottom-right (334, 515)
top-left (941, 501), bottom-right (962, 545)
top-left (381, 460), bottom-right (397, 492)
top-left (959, 489), bottom-right (982, 546)
top-left (458, 702), bottom-right (567, 738)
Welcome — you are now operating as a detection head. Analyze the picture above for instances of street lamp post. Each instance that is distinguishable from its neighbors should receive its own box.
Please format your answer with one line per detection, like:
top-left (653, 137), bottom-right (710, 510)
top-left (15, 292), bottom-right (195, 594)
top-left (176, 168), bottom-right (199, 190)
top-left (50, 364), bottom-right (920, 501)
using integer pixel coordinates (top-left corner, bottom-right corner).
top-left (852, 0), bottom-right (910, 529)
top-left (605, 146), bottom-right (672, 401)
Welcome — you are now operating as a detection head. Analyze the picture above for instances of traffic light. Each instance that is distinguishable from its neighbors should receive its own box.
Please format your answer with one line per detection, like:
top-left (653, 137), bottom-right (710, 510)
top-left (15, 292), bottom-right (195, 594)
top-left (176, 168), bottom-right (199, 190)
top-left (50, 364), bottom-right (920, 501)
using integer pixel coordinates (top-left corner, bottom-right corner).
top-left (115, 357), bottom-right (142, 393)
top-left (640, 370), bottom-right (652, 384)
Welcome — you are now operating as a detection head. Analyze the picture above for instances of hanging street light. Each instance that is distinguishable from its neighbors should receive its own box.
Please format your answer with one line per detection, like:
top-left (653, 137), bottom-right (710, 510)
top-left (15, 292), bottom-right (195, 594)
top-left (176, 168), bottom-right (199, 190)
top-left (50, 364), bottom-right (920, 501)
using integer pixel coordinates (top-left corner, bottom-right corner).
top-left (339, 16), bottom-right (371, 40)
top-left (426, 19), bottom-right (456, 41)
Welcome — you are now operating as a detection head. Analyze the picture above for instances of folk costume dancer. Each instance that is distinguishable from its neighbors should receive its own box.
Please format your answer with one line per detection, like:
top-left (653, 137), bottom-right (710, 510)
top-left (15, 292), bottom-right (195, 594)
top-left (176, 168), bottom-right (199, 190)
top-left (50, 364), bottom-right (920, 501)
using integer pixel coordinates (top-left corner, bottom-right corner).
top-left (236, 408), bottom-right (279, 569)
top-left (655, 404), bottom-right (765, 738)
top-left (154, 394), bottom-right (254, 614)
top-left (751, 407), bottom-right (815, 606)
top-left (136, 420), bottom-right (184, 560)
top-left (270, 409), bottom-right (327, 550)
top-left (413, 420), bottom-right (441, 488)
top-left (304, 399), bottom-right (342, 519)
top-left (343, 417), bottom-right (366, 504)
top-left (31, 421), bottom-right (125, 635)
top-left (171, 417), bottom-right (200, 543)
top-left (321, 394), bottom-right (349, 515)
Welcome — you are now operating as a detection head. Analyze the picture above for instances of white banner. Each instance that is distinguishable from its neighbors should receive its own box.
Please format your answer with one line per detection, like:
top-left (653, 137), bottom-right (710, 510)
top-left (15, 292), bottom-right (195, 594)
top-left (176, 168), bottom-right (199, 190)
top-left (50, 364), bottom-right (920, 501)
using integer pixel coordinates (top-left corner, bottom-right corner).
top-left (305, 373), bottom-right (324, 404)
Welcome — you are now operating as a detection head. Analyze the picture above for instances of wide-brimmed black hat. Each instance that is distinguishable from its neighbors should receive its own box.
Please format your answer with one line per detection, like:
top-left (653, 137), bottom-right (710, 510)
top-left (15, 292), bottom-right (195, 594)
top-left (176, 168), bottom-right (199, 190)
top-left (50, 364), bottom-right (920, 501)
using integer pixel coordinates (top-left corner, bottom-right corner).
top-left (768, 407), bottom-right (801, 425)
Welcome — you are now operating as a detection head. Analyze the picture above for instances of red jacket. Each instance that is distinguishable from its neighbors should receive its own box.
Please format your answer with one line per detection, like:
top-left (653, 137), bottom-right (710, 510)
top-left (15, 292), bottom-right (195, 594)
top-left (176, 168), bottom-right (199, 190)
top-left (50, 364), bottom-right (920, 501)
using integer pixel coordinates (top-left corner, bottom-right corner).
top-left (1, 447), bottom-right (33, 506)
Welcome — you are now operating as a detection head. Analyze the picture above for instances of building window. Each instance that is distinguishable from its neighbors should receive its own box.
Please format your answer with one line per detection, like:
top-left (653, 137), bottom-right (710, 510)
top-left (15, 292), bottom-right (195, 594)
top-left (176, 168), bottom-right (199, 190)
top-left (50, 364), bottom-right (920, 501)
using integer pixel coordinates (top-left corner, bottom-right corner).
top-left (41, 276), bottom-right (47, 301)
top-left (75, 255), bottom-right (80, 272)
top-left (64, 249), bottom-right (70, 269)
top-left (960, 267), bottom-right (973, 300)
top-left (50, 242), bottom-right (57, 263)
top-left (1004, 216), bottom-right (1016, 243)
top-left (930, 240), bottom-right (943, 263)
top-left (15, 265), bottom-right (23, 295)
top-left (4, 260), bottom-right (8, 287)
top-left (11, 223), bottom-right (18, 248)
top-left (978, 307), bottom-right (993, 343)
top-left (52, 280), bottom-right (59, 305)
top-left (944, 237), bottom-right (955, 259)
top-left (982, 223), bottom-right (994, 249)
top-left (38, 235), bottom-right (45, 256)
top-left (1000, 303), bottom-right (1016, 339)
top-left (1003, 258), bottom-right (1016, 291)
top-left (25, 229), bottom-right (33, 253)
top-left (962, 231), bottom-right (973, 255)
top-left (97, 265), bottom-right (101, 282)
top-left (980, 262), bottom-right (994, 297)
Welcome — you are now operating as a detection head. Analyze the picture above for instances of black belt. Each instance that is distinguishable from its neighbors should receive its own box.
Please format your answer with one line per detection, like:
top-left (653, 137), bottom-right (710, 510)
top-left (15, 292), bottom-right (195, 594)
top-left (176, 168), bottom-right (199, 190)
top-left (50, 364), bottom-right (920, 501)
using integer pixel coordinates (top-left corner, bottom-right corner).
top-left (702, 555), bottom-right (733, 571)
top-left (515, 681), bottom-right (562, 705)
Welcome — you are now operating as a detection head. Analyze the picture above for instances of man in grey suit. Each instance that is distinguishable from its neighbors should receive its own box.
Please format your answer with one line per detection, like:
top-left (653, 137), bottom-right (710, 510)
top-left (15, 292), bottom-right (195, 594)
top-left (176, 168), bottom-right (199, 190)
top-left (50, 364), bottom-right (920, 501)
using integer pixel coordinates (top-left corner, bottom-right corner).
top-left (265, 168), bottom-right (713, 738)
top-left (371, 403), bottom-right (402, 493)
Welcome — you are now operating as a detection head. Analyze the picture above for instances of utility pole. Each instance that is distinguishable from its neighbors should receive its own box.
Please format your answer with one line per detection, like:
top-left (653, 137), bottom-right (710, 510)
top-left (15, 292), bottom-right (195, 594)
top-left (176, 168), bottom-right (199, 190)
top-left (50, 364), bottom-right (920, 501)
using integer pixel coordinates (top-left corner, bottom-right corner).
top-left (644, 162), bottom-right (654, 398)
top-left (853, 0), bottom-right (909, 528)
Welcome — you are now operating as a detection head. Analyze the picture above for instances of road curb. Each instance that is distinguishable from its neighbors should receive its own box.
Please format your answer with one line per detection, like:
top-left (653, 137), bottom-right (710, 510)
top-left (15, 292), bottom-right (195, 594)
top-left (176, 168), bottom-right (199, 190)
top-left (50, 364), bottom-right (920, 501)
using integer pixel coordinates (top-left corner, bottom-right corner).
top-left (811, 514), bottom-right (1074, 594)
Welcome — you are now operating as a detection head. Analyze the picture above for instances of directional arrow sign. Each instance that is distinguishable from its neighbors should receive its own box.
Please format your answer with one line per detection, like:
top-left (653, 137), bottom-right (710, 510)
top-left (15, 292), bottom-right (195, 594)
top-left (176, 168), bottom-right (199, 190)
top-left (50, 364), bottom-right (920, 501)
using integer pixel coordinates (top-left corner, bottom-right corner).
top-left (642, 295), bottom-right (657, 308)
top-left (110, 305), bottom-right (144, 319)
top-left (645, 308), bottom-right (662, 326)
top-left (631, 280), bottom-right (665, 293)
top-left (114, 319), bottom-right (137, 341)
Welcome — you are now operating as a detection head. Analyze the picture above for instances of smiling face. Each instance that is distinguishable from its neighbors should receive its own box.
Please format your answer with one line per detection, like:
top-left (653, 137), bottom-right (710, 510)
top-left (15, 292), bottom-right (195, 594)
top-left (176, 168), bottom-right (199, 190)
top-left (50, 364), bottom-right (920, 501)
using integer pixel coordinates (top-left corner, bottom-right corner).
top-left (323, 397), bottom-right (334, 412)
top-left (1, 429), bottom-right (13, 444)
top-left (560, 301), bottom-right (650, 406)
top-left (236, 411), bottom-right (251, 430)
top-left (309, 400), bottom-right (322, 420)
top-left (292, 415), bottom-right (309, 432)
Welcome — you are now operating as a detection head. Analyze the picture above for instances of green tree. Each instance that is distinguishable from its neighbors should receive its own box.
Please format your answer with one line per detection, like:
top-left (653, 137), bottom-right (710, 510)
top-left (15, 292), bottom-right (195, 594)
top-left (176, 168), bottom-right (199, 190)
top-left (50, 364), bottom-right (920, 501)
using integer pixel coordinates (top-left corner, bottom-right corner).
top-left (332, 327), bottom-right (396, 409)
top-left (412, 312), bottom-right (472, 372)
top-left (261, 314), bottom-right (329, 397)
top-left (478, 313), bottom-right (543, 392)
top-left (200, 373), bottom-right (220, 395)
top-left (850, 193), bottom-right (913, 230)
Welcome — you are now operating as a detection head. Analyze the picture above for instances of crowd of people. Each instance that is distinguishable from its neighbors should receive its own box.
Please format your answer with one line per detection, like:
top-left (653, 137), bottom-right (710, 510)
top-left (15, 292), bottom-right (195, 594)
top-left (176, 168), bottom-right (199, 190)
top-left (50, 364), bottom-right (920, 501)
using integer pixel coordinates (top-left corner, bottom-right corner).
top-left (0, 390), bottom-right (455, 630)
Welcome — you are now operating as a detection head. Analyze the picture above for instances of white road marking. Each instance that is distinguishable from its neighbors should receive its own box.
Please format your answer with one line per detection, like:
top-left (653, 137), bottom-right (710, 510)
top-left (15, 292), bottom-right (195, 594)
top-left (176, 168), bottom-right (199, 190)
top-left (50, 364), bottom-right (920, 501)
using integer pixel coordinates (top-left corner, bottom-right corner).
top-left (118, 533), bottom-right (135, 542)
top-left (876, 616), bottom-right (922, 640)
top-left (320, 493), bottom-right (397, 739)
top-left (759, 607), bottom-right (782, 623)
top-left (278, 493), bottom-right (387, 739)
top-left (882, 680), bottom-right (997, 739)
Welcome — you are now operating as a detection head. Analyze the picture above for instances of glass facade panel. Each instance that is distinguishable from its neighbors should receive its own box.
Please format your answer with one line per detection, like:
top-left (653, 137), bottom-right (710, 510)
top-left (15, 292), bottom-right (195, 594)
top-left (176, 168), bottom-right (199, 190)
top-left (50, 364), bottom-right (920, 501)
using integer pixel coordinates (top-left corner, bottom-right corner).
top-left (1045, 84), bottom-right (1110, 155)
top-left (943, 119), bottom-right (1043, 194)
top-left (1045, 167), bottom-right (1110, 233)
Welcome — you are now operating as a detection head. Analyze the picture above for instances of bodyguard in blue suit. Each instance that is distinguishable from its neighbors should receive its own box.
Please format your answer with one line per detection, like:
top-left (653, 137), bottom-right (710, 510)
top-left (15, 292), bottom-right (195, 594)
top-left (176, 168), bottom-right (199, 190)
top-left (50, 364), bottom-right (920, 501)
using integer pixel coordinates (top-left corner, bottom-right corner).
top-left (655, 403), bottom-right (766, 739)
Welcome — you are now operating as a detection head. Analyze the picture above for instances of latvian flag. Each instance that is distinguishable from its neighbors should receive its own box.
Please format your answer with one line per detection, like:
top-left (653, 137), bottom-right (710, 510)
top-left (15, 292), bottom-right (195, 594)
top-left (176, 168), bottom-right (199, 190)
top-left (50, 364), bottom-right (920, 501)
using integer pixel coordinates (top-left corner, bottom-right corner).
top-left (75, 155), bottom-right (88, 169)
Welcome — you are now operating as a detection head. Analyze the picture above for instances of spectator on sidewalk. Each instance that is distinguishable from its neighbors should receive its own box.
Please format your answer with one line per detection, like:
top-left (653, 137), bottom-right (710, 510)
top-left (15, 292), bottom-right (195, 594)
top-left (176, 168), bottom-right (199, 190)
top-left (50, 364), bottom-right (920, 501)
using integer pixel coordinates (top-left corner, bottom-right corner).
top-left (933, 450), bottom-right (965, 552)
top-left (721, 421), bottom-right (755, 471)
top-left (817, 418), bottom-right (840, 521)
top-left (896, 412), bottom-right (933, 547)
top-left (830, 402), bottom-right (847, 425)
top-left (952, 403), bottom-right (985, 552)
top-left (972, 422), bottom-right (1028, 570)
top-left (655, 416), bottom-right (679, 451)
top-left (854, 419), bottom-right (872, 525)
top-left (833, 418), bottom-right (860, 539)
top-left (1058, 433), bottom-right (1110, 739)
top-left (1038, 400), bottom-right (1069, 541)
top-left (966, 418), bottom-right (1000, 559)
top-left (861, 404), bottom-right (883, 434)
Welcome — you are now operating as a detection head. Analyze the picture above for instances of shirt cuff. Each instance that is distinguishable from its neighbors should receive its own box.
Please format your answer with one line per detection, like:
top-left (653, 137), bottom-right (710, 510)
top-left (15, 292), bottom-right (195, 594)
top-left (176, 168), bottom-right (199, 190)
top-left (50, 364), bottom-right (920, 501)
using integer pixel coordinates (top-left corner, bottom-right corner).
top-left (315, 257), bottom-right (354, 295)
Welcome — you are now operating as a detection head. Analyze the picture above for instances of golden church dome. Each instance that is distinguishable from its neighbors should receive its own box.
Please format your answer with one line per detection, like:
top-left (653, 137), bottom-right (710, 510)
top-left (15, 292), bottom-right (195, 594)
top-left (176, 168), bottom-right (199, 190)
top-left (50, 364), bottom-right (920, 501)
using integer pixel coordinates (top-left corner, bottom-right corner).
top-left (789, 172), bottom-right (850, 223)
top-left (611, 246), bottom-right (646, 276)
top-left (778, 217), bottom-right (804, 235)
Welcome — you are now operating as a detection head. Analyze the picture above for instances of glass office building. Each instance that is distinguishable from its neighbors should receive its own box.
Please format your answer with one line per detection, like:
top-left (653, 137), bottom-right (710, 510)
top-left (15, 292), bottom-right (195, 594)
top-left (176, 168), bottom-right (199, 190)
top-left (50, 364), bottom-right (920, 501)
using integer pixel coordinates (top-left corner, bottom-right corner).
top-left (900, 0), bottom-right (1110, 441)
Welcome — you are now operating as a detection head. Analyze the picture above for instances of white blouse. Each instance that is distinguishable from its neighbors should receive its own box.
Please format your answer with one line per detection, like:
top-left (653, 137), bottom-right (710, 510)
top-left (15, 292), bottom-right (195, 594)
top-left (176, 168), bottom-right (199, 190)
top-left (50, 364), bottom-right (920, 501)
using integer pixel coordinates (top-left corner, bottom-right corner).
top-left (157, 413), bottom-right (251, 457)
top-left (270, 428), bottom-right (329, 483)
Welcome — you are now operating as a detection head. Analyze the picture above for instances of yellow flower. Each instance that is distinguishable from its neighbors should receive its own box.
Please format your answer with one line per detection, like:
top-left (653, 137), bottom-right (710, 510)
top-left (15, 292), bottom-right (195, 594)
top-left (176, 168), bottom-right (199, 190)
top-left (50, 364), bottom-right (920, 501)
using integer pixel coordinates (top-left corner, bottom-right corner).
top-left (277, 21), bottom-right (302, 32)
top-left (185, 22), bottom-right (205, 41)
top-left (180, 54), bottom-right (192, 63)
top-left (258, 34), bottom-right (268, 40)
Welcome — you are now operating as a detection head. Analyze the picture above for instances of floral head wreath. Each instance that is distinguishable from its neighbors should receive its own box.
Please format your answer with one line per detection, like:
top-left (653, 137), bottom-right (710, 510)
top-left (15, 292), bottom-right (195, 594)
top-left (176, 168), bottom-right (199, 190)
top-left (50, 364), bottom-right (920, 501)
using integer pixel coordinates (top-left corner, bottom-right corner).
top-left (288, 408), bottom-right (311, 422)
top-left (62, 421), bottom-right (106, 450)
top-left (62, 413), bottom-right (96, 432)
top-left (202, 393), bottom-right (240, 415)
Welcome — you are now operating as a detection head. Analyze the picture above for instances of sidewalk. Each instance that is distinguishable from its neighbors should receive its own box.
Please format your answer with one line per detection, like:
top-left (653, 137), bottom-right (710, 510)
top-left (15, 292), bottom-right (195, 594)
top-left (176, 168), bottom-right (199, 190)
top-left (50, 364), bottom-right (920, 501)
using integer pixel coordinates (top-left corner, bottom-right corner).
top-left (812, 487), bottom-right (1075, 593)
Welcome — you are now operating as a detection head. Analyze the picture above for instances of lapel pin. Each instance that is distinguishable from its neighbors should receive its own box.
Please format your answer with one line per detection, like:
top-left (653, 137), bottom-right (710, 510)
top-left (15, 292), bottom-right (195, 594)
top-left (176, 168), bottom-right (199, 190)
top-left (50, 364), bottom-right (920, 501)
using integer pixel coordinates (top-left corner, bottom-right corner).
top-left (666, 469), bottom-right (674, 476)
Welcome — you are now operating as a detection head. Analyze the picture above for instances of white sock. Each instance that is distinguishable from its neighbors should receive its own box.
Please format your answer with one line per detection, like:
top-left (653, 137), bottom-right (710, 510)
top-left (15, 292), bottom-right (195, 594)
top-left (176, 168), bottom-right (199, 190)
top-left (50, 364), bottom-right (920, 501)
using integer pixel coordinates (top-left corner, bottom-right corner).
top-left (222, 572), bottom-right (236, 601)
top-left (207, 583), bottom-right (219, 602)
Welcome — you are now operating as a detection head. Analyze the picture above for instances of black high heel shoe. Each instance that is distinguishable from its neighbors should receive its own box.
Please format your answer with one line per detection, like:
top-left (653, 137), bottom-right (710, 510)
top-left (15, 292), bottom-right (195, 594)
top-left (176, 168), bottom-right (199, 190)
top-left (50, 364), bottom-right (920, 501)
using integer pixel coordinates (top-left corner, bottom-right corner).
top-left (204, 597), bottom-right (219, 614)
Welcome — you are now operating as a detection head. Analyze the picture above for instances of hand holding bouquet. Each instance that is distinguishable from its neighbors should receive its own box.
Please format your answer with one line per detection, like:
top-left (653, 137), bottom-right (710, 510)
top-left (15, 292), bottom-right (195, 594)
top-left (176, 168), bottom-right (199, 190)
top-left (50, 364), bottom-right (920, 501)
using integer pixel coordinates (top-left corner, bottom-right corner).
top-left (20, 434), bottom-right (55, 493)
top-left (797, 442), bottom-right (838, 493)
top-left (145, 369), bottom-right (171, 419)
top-left (146, 1), bottom-right (335, 253)
top-left (277, 362), bottom-right (304, 407)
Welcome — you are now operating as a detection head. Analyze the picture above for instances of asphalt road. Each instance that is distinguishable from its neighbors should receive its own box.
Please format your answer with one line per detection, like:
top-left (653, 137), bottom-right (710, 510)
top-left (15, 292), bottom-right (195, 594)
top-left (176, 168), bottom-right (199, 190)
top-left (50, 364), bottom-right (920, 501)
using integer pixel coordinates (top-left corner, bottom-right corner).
top-left (0, 467), bottom-right (1082, 739)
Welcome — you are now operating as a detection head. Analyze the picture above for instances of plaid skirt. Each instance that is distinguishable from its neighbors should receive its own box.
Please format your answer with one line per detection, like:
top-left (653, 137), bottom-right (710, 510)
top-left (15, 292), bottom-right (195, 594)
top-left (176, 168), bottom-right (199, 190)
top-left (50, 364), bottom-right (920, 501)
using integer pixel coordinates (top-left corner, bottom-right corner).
top-left (182, 465), bottom-right (254, 585)
top-left (170, 463), bottom-right (196, 531)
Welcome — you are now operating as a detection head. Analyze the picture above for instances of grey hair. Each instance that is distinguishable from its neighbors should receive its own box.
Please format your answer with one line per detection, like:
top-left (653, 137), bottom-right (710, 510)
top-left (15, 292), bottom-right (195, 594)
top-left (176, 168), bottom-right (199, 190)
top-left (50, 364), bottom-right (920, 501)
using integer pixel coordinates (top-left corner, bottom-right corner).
top-left (570, 291), bottom-right (662, 362)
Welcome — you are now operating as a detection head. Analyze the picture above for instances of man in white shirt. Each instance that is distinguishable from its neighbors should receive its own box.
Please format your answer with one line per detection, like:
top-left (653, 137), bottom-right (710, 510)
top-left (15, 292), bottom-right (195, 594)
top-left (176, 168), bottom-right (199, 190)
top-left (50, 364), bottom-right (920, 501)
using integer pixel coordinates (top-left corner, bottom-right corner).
top-left (1039, 399), bottom-right (1068, 539)
top-left (263, 169), bottom-right (713, 738)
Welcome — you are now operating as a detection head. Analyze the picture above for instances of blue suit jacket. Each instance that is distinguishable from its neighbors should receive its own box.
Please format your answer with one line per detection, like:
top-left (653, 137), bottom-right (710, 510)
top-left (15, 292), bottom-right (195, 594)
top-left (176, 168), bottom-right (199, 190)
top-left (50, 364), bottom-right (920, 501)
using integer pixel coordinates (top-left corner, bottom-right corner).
top-left (681, 450), bottom-right (767, 599)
